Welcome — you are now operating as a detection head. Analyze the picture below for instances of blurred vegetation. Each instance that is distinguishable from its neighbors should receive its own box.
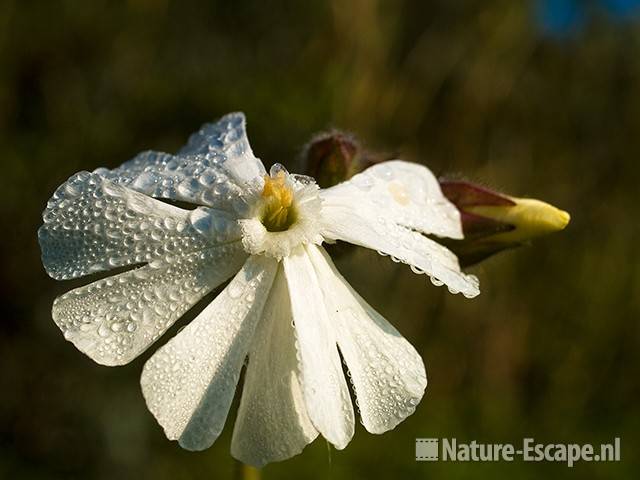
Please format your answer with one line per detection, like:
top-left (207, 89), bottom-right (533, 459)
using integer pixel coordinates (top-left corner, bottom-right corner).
top-left (1, 0), bottom-right (639, 479)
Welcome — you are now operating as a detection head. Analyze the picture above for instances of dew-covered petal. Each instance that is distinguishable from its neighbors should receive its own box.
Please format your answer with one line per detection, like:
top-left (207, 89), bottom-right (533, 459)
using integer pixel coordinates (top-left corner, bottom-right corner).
top-left (178, 112), bottom-right (266, 184)
top-left (38, 171), bottom-right (240, 280)
top-left (282, 247), bottom-right (354, 450)
top-left (97, 151), bottom-right (247, 211)
top-left (320, 187), bottom-right (479, 298)
top-left (97, 112), bottom-right (265, 209)
top-left (231, 266), bottom-right (318, 467)
top-left (53, 243), bottom-right (247, 366)
top-left (319, 160), bottom-right (478, 296)
top-left (140, 255), bottom-right (277, 451)
top-left (321, 160), bottom-right (463, 239)
top-left (306, 245), bottom-right (426, 434)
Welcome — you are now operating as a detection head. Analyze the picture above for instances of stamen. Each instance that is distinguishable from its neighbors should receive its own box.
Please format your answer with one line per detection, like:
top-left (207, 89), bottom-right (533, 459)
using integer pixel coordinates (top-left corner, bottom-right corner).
top-left (260, 171), bottom-right (296, 231)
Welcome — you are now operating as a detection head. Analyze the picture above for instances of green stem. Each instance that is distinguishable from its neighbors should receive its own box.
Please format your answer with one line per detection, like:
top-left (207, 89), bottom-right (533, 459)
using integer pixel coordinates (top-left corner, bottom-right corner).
top-left (234, 459), bottom-right (261, 480)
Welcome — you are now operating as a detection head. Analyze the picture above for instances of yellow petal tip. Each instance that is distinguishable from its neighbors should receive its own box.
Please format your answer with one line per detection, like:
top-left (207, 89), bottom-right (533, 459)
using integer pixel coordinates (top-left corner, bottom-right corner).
top-left (556, 209), bottom-right (571, 230)
top-left (467, 197), bottom-right (570, 243)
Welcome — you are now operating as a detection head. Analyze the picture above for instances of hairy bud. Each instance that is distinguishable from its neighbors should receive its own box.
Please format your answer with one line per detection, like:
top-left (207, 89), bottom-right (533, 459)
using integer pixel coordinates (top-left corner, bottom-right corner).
top-left (439, 180), bottom-right (570, 266)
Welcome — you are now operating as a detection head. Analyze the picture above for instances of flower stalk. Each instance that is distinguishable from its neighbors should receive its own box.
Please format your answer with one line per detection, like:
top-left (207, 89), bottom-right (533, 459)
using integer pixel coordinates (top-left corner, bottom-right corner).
top-left (234, 460), bottom-right (261, 480)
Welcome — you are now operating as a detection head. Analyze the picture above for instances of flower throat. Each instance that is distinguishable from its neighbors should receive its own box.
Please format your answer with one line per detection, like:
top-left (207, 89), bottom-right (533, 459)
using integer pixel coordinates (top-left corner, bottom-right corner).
top-left (260, 171), bottom-right (297, 232)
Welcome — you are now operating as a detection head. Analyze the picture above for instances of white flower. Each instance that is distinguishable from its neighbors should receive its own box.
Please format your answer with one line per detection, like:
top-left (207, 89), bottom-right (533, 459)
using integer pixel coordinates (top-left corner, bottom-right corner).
top-left (39, 112), bottom-right (479, 467)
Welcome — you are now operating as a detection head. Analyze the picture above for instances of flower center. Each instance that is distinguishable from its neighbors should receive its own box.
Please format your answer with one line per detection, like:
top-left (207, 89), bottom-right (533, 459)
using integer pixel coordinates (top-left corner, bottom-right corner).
top-left (260, 171), bottom-right (297, 232)
top-left (239, 164), bottom-right (323, 259)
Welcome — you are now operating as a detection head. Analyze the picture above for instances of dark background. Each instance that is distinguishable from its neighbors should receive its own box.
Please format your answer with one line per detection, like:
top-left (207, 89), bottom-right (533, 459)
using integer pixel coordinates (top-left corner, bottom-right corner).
top-left (1, 0), bottom-right (639, 478)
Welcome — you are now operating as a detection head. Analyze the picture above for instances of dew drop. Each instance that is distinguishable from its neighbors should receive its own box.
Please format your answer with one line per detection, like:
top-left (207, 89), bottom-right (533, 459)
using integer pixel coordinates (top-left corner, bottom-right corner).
top-left (227, 282), bottom-right (245, 299)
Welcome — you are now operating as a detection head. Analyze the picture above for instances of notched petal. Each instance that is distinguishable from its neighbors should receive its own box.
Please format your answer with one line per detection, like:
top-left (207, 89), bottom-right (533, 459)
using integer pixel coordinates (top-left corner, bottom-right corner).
top-left (99, 150), bottom-right (246, 210)
top-left (53, 244), bottom-right (247, 366)
top-left (96, 113), bottom-right (267, 210)
top-left (320, 198), bottom-right (479, 298)
top-left (282, 247), bottom-right (355, 450)
top-left (178, 112), bottom-right (266, 185)
top-left (322, 160), bottom-right (463, 239)
top-left (319, 160), bottom-right (480, 297)
top-left (140, 256), bottom-right (277, 450)
top-left (231, 266), bottom-right (318, 467)
top-left (307, 245), bottom-right (427, 433)
top-left (38, 172), bottom-right (241, 280)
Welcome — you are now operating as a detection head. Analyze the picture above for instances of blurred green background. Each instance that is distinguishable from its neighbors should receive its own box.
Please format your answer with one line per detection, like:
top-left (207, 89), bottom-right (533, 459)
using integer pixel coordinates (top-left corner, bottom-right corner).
top-left (1, 0), bottom-right (639, 478)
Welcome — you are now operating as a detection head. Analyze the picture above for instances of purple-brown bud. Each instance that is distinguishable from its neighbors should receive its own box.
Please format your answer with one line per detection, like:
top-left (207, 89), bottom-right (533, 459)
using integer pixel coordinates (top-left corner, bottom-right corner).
top-left (301, 130), bottom-right (388, 188)
top-left (439, 180), bottom-right (570, 266)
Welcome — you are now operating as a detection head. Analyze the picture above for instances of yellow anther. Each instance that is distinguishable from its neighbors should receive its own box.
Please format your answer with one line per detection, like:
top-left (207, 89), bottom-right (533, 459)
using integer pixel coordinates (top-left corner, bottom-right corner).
top-left (261, 171), bottom-right (296, 231)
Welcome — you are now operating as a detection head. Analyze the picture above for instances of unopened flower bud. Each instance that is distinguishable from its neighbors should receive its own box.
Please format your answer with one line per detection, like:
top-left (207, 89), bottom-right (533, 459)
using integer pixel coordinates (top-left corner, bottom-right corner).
top-left (301, 130), bottom-right (387, 188)
top-left (439, 180), bottom-right (570, 266)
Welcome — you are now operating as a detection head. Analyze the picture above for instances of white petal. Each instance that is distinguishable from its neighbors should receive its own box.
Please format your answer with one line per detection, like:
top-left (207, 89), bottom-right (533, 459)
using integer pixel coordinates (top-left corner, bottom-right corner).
top-left (97, 113), bottom-right (265, 208)
top-left (321, 160), bottom-right (463, 239)
top-left (140, 255), bottom-right (278, 451)
top-left (97, 151), bottom-right (246, 211)
top-left (319, 161), bottom-right (478, 297)
top-left (53, 243), bottom-right (247, 366)
top-left (178, 112), bottom-right (266, 185)
top-left (282, 248), bottom-right (354, 450)
top-left (321, 161), bottom-right (480, 297)
top-left (39, 171), bottom-right (240, 280)
top-left (320, 167), bottom-right (479, 298)
top-left (231, 266), bottom-right (318, 467)
top-left (306, 245), bottom-right (427, 433)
